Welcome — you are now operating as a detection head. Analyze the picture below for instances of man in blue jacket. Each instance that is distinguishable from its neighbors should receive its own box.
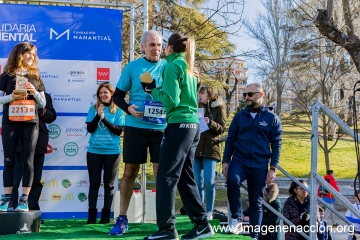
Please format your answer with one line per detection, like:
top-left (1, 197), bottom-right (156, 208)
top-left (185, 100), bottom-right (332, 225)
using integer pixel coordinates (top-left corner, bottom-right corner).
top-left (222, 83), bottom-right (282, 240)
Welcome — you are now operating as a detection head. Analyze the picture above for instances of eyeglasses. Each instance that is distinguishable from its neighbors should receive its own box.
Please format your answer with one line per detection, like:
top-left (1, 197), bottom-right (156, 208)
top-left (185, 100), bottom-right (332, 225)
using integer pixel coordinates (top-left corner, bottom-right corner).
top-left (242, 92), bottom-right (260, 97)
top-left (296, 187), bottom-right (306, 192)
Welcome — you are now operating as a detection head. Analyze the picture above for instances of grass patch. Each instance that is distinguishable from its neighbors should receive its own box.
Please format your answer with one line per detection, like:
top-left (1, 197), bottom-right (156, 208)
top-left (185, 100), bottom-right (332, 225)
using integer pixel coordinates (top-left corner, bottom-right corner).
top-left (0, 216), bottom-right (251, 239)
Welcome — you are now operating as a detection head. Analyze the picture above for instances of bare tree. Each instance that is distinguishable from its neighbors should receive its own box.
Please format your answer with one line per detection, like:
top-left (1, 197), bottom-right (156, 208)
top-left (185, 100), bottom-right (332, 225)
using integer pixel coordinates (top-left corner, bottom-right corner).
top-left (203, 58), bottom-right (245, 118)
top-left (244, 0), bottom-right (297, 117)
top-left (312, 0), bottom-right (360, 71)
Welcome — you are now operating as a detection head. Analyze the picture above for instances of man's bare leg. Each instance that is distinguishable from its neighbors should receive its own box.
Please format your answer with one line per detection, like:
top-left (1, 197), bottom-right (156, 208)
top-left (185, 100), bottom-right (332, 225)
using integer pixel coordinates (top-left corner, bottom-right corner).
top-left (119, 163), bottom-right (140, 215)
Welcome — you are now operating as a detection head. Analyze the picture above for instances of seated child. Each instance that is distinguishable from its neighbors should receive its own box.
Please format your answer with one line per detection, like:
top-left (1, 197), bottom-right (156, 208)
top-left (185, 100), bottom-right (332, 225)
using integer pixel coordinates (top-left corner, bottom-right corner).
top-left (317, 207), bottom-right (332, 240)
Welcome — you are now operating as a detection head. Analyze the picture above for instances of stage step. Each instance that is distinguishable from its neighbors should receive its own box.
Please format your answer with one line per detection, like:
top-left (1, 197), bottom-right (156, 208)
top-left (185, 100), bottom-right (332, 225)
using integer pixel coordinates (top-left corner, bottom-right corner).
top-left (0, 210), bottom-right (40, 235)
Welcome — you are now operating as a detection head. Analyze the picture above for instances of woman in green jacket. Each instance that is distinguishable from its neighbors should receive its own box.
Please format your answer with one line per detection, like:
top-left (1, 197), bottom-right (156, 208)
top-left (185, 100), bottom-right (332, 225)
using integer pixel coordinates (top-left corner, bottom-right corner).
top-left (142, 33), bottom-right (214, 240)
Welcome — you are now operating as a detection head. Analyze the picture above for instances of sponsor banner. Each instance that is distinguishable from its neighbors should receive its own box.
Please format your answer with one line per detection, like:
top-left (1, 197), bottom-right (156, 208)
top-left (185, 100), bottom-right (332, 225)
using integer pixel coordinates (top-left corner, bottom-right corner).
top-left (0, 5), bottom-right (122, 218)
top-left (39, 169), bottom-right (118, 212)
top-left (0, 60), bottom-right (121, 113)
top-left (0, 4), bottom-right (123, 61)
top-left (42, 116), bottom-right (90, 166)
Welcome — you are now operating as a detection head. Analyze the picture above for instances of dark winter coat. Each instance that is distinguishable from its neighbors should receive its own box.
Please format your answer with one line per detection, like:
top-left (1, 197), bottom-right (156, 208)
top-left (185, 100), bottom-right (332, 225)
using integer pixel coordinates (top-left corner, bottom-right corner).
top-left (283, 195), bottom-right (313, 240)
top-left (195, 98), bottom-right (226, 161)
top-left (17, 92), bottom-right (56, 153)
top-left (222, 105), bottom-right (282, 169)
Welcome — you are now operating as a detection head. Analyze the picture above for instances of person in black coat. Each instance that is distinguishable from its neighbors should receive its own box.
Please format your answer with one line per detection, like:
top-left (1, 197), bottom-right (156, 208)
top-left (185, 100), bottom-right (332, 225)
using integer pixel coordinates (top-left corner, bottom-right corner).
top-left (11, 92), bottom-right (57, 210)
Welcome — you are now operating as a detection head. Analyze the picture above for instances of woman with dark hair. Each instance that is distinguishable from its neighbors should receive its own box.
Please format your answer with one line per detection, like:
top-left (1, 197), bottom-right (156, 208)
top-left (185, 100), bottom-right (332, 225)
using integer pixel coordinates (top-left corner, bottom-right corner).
top-left (194, 86), bottom-right (226, 220)
top-left (85, 82), bottom-right (124, 224)
top-left (283, 180), bottom-right (313, 240)
top-left (0, 42), bottom-right (46, 212)
top-left (142, 33), bottom-right (214, 240)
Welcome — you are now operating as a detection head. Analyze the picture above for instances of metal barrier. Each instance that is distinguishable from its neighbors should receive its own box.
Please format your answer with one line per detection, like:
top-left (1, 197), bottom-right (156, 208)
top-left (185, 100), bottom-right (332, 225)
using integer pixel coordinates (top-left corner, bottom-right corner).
top-left (310, 99), bottom-right (359, 240)
top-left (223, 100), bottom-right (359, 239)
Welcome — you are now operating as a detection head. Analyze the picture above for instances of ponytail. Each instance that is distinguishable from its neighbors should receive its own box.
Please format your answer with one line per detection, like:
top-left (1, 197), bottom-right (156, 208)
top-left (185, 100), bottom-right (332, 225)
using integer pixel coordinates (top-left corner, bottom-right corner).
top-left (168, 33), bottom-right (196, 73)
top-left (185, 37), bottom-right (195, 74)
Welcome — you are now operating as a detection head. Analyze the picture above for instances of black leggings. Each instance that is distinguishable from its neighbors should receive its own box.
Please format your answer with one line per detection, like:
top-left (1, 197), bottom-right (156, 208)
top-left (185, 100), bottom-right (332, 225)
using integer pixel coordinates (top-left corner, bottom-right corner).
top-left (86, 152), bottom-right (120, 209)
top-left (2, 123), bottom-right (38, 187)
top-left (12, 152), bottom-right (45, 209)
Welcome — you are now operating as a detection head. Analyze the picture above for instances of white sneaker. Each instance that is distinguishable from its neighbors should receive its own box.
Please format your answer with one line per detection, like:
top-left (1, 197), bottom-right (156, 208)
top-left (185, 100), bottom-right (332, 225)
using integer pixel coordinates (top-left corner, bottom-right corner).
top-left (226, 218), bottom-right (242, 234)
top-left (206, 211), bottom-right (213, 220)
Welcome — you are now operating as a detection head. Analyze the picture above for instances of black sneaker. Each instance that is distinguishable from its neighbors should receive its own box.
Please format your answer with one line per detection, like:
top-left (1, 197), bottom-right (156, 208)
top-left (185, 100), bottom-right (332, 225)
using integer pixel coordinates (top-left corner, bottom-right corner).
top-left (144, 229), bottom-right (179, 240)
top-left (182, 223), bottom-right (214, 239)
top-left (213, 209), bottom-right (228, 222)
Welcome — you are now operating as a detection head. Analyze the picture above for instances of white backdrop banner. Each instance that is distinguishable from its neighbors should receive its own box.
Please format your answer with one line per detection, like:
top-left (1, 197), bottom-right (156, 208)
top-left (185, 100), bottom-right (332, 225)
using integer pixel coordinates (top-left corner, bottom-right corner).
top-left (0, 4), bottom-right (123, 219)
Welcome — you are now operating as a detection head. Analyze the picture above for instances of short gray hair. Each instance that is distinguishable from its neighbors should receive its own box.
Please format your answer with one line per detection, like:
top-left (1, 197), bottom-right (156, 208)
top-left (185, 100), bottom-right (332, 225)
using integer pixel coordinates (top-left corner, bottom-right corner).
top-left (246, 82), bottom-right (264, 93)
top-left (140, 30), bottom-right (162, 54)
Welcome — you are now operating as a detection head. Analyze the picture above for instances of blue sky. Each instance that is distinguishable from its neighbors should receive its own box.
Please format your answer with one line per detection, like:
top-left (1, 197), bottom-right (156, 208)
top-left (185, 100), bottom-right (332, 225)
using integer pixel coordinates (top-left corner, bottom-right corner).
top-left (201, 0), bottom-right (264, 82)
top-left (231, 0), bottom-right (264, 52)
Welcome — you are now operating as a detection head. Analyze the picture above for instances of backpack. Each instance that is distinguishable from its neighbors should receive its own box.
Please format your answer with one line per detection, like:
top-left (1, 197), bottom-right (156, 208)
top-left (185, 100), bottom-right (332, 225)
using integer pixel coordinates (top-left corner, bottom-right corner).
top-left (319, 179), bottom-right (330, 194)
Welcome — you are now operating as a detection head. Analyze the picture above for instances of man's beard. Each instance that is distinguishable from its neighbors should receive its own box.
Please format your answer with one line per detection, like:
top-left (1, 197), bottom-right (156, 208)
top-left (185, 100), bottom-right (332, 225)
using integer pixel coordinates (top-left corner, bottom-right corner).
top-left (246, 100), bottom-right (256, 108)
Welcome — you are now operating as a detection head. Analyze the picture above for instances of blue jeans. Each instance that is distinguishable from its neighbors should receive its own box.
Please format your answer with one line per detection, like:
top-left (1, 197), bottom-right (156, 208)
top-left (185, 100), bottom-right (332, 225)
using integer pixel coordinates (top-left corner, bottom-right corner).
top-left (227, 160), bottom-right (267, 239)
top-left (193, 157), bottom-right (217, 213)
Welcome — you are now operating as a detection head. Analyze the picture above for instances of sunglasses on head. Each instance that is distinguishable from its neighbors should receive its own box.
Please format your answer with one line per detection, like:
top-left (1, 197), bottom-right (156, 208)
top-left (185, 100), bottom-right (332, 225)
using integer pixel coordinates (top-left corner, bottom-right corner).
top-left (242, 92), bottom-right (260, 97)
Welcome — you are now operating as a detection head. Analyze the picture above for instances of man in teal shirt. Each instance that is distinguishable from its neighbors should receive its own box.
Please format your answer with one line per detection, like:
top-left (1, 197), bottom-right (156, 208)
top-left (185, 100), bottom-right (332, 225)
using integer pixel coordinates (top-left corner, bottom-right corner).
top-left (109, 30), bottom-right (167, 236)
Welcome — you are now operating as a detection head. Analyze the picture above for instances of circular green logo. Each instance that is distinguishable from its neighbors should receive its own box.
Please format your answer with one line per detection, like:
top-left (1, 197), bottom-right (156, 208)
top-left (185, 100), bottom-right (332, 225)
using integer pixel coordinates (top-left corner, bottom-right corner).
top-left (64, 142), bottom-right (79, 157)
top-left (78, 192), bottom-right (87, 202)
top-left (62, 179), bottom-right (71, 188)
top-left (48, 124), bottom-right (61, 139)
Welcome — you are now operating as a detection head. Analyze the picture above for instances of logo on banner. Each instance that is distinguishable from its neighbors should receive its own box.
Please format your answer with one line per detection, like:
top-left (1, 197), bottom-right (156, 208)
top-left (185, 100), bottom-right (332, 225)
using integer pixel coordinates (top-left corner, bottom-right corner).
top-left (77, 180), bottom-right (89, 187)
top-left (50, 28), bottom-right (70, 40)
top-left (0, 23), bottom-right (36, 42)
top-left (69, 70), bottom-right (85, 76)
top-left (97, 68), bottom-right (110, 81)
top-left (64, 142), bottom-right (79, 156)
top-left (68, 70), bottom-right (86, 82)
top-left (51, 193), bottom-right (62, 202)
top-left (40, 71), bottom-right (59, 79)
top-left (62, 179), bottom-right (71, 188)
top-left (41, 180), bottom-right (46, 187)
top-left (65, 194), bottom-right (74, 201)
top-left (66, 127), bottom-right (88, 137)
top-left (40, 193), bottom-right (48, 202)
top-left (16, 223), bottom-right (31, 234)
top-left (49, 180), bottom-right (58, 187)
top-left (48, 124), bottom-right (61, 139)
top-left (46, 144), bottom-right (58, 154)
top-left (53, 94), bottom-right (81, 102)
top-left (98, 194), bottom-right (104, 200)
top-left (78, 192), bottom-right (87, 202)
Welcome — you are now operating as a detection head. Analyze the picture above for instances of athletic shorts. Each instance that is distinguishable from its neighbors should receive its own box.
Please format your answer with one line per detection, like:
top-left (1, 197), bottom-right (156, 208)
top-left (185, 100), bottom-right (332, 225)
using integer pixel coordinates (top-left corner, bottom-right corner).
top-left (122, 126), bottom-right (164, 164)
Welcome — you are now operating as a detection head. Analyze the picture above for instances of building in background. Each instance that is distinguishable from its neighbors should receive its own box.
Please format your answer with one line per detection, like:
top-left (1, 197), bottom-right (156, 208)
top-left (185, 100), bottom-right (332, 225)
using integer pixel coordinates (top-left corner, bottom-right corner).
top-left (207, 58), bottom-right (248, 115)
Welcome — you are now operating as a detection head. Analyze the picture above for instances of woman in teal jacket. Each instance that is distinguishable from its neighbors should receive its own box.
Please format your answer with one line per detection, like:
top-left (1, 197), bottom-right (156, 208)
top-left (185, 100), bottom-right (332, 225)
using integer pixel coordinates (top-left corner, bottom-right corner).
top-left (142, 33), bottom-right (214, 240)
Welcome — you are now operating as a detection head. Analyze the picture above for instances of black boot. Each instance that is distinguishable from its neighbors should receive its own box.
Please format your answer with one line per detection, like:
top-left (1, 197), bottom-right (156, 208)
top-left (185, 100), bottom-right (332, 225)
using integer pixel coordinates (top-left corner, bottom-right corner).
top-left (99, 208), bottom-right (111, 224)
top-left (87, 208), bottom-right (97, 224)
